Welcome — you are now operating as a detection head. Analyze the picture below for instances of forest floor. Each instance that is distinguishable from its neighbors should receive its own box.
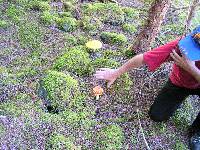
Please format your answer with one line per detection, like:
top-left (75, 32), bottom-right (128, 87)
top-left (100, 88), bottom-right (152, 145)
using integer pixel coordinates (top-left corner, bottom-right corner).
top-left (0, 0), bottom-right (200, 149)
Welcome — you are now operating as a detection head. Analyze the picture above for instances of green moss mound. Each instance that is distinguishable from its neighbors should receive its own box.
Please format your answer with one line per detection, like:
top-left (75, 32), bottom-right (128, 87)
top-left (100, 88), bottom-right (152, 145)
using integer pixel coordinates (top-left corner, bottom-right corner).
top-left (81, 16), bottom-right (102, 31)
top-left (46, 133), bottom-right (81, 150)
top-left (96, 124), bottom-right (124, 150)
top-left (92, 57), bottom-right (120, 68)
top-left (43, 70), bottom-right (80, 111)
top-left (55, 17), bottom-right (78, 32)
top-left (100, 32), bottom-right (127, 45)
top-left (122, 23), bottom-right (137, 33)
top-left (40, 11), bottom-right (58, 25)
top-left (82, 3), bottom-right (124, 25)
top-left (112, 73), bottom-right (133, 103)
top-left (29, 0), bottom-right (51, 12)
top-left (53, 46), bottom-right (93, 76)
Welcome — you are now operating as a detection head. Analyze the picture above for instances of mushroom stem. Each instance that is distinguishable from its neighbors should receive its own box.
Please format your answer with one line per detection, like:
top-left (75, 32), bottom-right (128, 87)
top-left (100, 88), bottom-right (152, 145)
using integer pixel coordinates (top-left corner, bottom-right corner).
top-left (96, 95), bottom-right (100, 100)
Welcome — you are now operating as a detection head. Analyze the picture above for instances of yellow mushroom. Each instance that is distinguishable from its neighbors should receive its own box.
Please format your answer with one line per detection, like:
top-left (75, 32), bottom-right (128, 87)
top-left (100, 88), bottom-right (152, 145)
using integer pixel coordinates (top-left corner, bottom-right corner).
top-left (85, 40), bottom-right (102, 50)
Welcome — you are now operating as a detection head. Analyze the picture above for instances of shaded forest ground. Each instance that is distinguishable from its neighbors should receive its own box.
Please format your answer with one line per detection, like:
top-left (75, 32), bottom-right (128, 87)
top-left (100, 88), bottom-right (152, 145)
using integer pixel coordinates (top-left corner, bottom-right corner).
top-left (0, 0), bottom-right (200, 149)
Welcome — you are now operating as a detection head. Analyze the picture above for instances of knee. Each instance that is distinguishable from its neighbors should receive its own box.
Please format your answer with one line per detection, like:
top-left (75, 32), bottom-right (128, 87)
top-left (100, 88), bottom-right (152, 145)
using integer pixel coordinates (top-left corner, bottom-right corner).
top-left (149, 107), bottom-right (169, 122)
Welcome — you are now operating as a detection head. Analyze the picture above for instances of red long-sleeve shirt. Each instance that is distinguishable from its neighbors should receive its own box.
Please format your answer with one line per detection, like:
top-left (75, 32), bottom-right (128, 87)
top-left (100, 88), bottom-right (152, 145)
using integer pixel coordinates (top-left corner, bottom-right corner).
top-left (143, 39), bottom-right (200, 89)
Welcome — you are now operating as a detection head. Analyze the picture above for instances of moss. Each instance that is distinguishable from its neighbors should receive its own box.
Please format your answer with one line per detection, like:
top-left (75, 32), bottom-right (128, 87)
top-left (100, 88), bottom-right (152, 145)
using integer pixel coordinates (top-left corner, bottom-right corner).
top-left (17, 21), bottom-right (43, 50)
top-left (100, 32), bottom-right (127, 46)
top-left (103, 50), bottom-right (122, 58)
top-left (76, 35), bottom-right (89, 45)
top-left (59, 11), bottom-right (73, 18)
top-left (0, 20), bottom-right (9, 29)
top-left (82, 3), bottom-right (124, 25)
top-left (122, 23), bottom-right (137, 33)
top-left (55, 17), bottom-right (78, 32)
top-left (46, 133), bottom-right (81, 150)
top-left (29, 0), bottom-right (51, 12)
top-left (92, 57), bottom-right (120, 69)
top-left (122, 7), bottom-right (139, 19)
top-left (53, 46), bottom-right (93, 76)
top-left (0, 124), bottom-right (5, 136)
top-left (43, 70), bottom-right (80, 111)
top-left (40, 11), bottom-right (58, 25)
top-left (6, 4), bottom-right (26, 22)
top-left (96, 124), bottom-right (124, 150)
top-left (111, 73), bottom-right (133, 103)
top-left (173, 139), bottom-right (188, 150)
top-left (172, 98), bottom-right (193, 130)
top-left (81, 16), bottom-right (102, 31)
top-left (63, 1), bottom-right (75, 12)
top-left (122, 47), bottom-right (136, 59)
top-left (64, 34), bottom-right (78, 46)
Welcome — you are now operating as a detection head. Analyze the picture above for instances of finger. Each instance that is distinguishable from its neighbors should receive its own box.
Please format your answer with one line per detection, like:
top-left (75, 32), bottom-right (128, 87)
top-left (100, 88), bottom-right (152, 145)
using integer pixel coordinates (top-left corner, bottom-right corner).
top-left (99, 68), bottom-right (110, 71)
top-left (107, 80), bottom-right (115, 88)
top-left (172, 50), bottom-right (182, 61)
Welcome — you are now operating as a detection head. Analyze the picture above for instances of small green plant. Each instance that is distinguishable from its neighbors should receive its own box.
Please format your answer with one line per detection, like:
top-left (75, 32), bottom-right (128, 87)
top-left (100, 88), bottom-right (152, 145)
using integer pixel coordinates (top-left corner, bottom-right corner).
top-left (122, 7), bottom-right (139, 19)
top-left (0, 20), bottom-right (9, 28)
top-left (64, 34), bottom-right (78, 46)
top-left (100, 32), bottom-right (127, 46)
top-left (53, 46), bottom-right (93, 76)
top-left (43, 70), bottom-right (80, 111)
top-left (46, 133), bottom-right (81, 150)
top-left (29, 0), bottom-right (51, 12)
top-left (122, 23), bottom-right (137, 33)
top-left (55, 17), bottom-right (78, 32)
top-left (173, 139), bottom-right (188, 150)
top-left (96, 124), bottom-right (124, 150)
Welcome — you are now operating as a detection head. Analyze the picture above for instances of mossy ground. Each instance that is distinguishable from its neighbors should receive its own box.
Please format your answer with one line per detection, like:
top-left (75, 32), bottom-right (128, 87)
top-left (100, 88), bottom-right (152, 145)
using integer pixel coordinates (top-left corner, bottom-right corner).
top-left (0, 0), bottom-right (199, 149)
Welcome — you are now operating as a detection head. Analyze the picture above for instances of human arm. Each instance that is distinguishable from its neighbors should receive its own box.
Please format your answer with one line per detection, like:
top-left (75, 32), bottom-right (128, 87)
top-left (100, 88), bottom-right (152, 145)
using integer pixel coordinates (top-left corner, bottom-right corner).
top-left (94, 54), bottom-right (144, 87)
top-left (170, 50), bottom-right (200, 83)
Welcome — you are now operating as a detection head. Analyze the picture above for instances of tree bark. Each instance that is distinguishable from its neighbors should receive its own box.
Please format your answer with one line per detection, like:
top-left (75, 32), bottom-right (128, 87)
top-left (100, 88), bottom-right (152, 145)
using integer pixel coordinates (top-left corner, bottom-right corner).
top-left (131, 0), bottom-right (172, 53)
top-left (185, 0), bottom-right (200, 32)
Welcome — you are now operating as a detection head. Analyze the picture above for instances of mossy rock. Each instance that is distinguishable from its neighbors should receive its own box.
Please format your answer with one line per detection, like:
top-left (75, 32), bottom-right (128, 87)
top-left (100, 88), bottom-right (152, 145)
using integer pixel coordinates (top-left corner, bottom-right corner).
top-left (29, 0), bottom-right (51, 12)
top-left (172, 97), bottom-right (194, 130)
top-left (96, 124), bottom-right (124, 150)
top-left (81, 16), bottom-right (102, 31)
top-left (100, 32), bottom-right (127, 46)
top-left (0, 20), bottom-right (9, 29)
top-left (122, 23), bottom-right (137, 33)
top-left (53, 46), bottom-right (93, 76)
top-left (43, 70), bottom-right (81, 111)
top-left (55, 17), bottom-right (78, 32)
top-left (46, 133), bottom-right (81, 150)
top-left (92, 57), bottom-right (120, 69)
top-left (40, 11), bottom-right (58, 25)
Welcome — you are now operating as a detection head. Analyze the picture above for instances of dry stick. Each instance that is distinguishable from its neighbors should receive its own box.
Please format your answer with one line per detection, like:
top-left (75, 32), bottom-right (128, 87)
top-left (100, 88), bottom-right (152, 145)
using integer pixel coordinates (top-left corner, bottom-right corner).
top-left (136, 78), bottom-right (151, 150)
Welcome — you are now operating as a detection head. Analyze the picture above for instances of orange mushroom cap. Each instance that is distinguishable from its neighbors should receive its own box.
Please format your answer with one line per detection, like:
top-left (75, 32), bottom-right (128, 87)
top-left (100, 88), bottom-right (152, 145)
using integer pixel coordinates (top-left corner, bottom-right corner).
top-left (93, 86), bottom-right (104, 96)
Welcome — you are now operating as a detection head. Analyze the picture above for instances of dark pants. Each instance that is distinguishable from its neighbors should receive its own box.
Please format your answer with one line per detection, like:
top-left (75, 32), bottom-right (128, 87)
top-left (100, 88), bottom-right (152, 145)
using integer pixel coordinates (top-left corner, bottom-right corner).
top-left (149, 79), bottom-right (200, 131)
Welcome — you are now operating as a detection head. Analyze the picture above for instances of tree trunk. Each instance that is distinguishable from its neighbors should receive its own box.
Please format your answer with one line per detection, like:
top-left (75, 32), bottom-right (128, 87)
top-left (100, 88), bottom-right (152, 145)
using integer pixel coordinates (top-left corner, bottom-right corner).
top-left (185, 0), bottom-right (200, 32)
top-left (131, 0), bottom-right (172, 53)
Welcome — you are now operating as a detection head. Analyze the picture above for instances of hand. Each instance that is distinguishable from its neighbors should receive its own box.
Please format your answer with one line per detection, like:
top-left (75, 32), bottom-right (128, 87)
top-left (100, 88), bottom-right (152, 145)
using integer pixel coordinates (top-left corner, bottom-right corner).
top-left (94, 68), bottom-right (120, 87)
top-left (170, 50), bottom-right (196, 72)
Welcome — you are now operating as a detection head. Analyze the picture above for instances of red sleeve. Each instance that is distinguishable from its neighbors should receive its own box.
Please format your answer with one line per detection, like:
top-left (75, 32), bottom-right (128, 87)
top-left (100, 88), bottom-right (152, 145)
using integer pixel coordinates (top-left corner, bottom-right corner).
top-left (143, 39), bottom-right (180, 71)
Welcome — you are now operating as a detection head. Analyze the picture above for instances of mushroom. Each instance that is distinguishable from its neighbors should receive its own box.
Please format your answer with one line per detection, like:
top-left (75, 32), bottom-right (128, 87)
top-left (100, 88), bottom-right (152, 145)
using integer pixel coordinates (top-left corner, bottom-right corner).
top-left (93, 86), bottom-right (104, 100)
top-left (85, 40), bottom-right (102, 50)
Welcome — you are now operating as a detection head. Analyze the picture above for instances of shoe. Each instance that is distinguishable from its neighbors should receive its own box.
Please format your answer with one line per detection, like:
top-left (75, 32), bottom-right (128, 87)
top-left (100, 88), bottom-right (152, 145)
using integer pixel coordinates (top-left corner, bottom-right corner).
top-left (190, 131), bottom-right (200, 150)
